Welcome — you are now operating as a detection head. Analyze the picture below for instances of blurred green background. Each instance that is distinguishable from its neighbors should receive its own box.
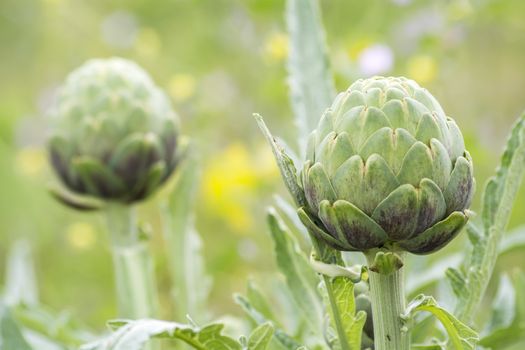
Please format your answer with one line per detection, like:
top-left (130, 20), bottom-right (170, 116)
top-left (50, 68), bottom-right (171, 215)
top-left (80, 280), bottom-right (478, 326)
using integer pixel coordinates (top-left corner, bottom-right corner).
top-left (1, 0), bottom-right (524, 330)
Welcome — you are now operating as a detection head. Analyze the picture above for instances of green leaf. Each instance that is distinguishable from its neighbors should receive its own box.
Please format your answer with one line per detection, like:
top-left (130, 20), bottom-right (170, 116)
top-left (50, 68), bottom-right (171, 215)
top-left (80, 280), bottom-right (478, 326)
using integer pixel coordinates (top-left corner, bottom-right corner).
top-left (454, 113), bottom-right (525, 323)
top-left (320, 277), bottom-right (366, 350)
top-left (445, 267), bottom-right (468, 300)
top-left (499, 225), bottom-right (525, 254)
top-left (254, 114), bottom-right (306, 208)
top-left (0, 304), bottom-right (33, 350)
top-left (403, 295), bottom-right (478, 350)
top-left (4, 240), bottom-right (38, 307)
top-left (246, 281), bottom-right (278, 326)
top-left (247, 323), bottom-right (274, 350)
top-left (286, 0), bottom-right (335, 151)
top-left (478, 269), bottom-right (525, 348)
top-left (13, 303), bottom-right (94, 347)
top-left (485, 274), bottom-right (515, 333)
top-left (266, 209), bottom-right (323, 334)
top-left (234, 294), bottom-right (303, 350)
top-left (81, 319), bottom-right (241, 350)
top-left (160, 154), bottom-right (211, 322)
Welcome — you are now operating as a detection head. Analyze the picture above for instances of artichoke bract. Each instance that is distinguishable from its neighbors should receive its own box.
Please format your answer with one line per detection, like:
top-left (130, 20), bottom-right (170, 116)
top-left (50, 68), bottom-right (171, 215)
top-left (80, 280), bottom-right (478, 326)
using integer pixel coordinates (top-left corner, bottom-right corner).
top-left (48, 58), bottom-right (180, 208)
top-left (298, 76), bottom-right (474, 255)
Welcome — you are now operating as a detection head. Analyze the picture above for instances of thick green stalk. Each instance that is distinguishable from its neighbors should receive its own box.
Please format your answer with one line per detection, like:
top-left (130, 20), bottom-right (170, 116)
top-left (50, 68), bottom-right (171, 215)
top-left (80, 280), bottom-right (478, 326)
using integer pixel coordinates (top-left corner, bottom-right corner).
top-left (365, 253), bottom-right (409, 350)
top-left (105, 204), bottom-right (159, 319)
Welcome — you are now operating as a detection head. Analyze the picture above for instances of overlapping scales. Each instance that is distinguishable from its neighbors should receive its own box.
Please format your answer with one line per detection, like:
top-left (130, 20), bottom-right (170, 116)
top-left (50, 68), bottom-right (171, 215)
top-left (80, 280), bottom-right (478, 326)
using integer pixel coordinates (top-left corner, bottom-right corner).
top-left (300, 77), bottom-right (474, 254)
top-left (48, 58), bottom-right (181, 204)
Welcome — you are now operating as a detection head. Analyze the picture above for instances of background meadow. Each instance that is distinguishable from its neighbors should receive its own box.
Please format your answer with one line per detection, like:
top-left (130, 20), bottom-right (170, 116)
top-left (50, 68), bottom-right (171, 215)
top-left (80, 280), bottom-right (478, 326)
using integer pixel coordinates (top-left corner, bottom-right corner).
top-left (1, 0), bottom-right (524, 331)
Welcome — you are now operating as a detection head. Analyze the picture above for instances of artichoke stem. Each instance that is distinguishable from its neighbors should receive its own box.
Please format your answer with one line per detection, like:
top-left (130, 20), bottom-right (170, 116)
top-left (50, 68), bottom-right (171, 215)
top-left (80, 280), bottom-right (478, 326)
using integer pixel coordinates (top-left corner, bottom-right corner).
top-left (105, 203), bottom-right (159, 320)
top-left (365, 251), bottom-right (409, 350)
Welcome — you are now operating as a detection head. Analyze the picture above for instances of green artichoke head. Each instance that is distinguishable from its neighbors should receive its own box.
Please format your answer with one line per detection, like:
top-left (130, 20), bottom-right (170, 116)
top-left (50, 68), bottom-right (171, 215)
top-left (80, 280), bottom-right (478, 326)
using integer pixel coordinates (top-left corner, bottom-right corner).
top-left (298, 76), bottom-right (474, 255)
top-left (47, 58), bottom-right (181, 208)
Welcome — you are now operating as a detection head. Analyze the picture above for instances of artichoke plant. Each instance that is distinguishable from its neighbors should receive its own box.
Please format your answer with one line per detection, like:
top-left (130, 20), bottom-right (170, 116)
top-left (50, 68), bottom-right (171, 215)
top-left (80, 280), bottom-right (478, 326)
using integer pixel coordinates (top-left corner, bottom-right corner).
top-left (48, 58), bottom-right (180, 208)
top-left (298, 76), bottom-right (474, 255)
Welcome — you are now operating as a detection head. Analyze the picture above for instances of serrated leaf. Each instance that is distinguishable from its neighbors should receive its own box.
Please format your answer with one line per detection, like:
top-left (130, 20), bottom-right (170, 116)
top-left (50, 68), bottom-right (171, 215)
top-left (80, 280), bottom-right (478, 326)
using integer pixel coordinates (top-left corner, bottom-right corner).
top-left (234, 294), bottom-right (303, 350)
top-left (403, 295), bottom-right (478, 350)
top-left (320, 277), bottom-right (366, 350)
top-left (255, 114), bottom-right (306, 208)
top-left (266, 209), bottom-right (323, 334)
top-left (12, 303), bottom-right (94, 347)
top-left (246, 281), bottom-right (278, 326)
top-left (160, 154), bottom-right (211, 322)
top-left (286, 0), bottom-right (335, 152)
top-left (273, 195), bottom-right (309, 243)
top-left (81, 319), bottom-right (241, 350)
top-left (0, 304), bottom-right (33, 350)
top-left (454, 113), bottom-right (525, 323)
top-left (247, 323), bottom-right (274, 350)
top-left (445, 267), bottom-right (468, 300)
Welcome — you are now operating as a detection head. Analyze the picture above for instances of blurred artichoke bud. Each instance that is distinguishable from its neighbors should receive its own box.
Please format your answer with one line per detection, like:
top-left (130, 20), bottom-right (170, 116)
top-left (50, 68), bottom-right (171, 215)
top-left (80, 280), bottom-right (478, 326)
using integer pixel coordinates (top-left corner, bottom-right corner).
top-left (47, 58), bottom-right (181, 208)
top-left (298, 77), bottom-right (474, 255)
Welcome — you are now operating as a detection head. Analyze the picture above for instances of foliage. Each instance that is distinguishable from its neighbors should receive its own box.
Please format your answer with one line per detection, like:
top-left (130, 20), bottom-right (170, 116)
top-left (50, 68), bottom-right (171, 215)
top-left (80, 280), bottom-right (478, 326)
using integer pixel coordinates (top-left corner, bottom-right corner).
top-left (1, 0), bottom-right (525, 350)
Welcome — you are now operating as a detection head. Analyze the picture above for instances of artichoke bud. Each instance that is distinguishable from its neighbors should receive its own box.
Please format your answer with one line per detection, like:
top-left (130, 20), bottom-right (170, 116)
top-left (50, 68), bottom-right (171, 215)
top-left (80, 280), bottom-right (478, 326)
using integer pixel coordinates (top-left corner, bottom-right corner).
top-left (299, 77), bottom-right (474, 255)
top-left (47, 58), bottom-right (181, 208)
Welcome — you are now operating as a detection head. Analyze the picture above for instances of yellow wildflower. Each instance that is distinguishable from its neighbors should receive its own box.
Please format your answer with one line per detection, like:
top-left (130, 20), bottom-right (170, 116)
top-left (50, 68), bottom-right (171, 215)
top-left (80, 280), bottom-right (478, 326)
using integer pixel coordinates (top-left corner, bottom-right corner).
top-left (407, 55), bottom-right (437, 84)
top-left (15, 147), bottom-right (47, 178)
top-left (168, 74), bottom-right (196, 102)
top-left (66, 222), bottom-right (97, 250)
top-left (135, 28), bottom-right (161, 58)
top-left (264, 33), bottom-right (289, 62)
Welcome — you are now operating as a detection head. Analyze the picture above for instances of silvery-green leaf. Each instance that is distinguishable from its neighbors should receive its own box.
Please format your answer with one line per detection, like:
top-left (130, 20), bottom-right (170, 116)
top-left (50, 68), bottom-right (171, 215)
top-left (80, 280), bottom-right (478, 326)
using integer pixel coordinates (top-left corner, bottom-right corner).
top-left (247, 323), bottom-right (274, 350)
top-left (286, 0), bottom-right (335, 152)
top-left (4, 241), bottom-right (38, 307)
top-left (254, 114), bottom-right (306, 207)
top-left (403, 295), bottom-right (478, 350)
top-left (485, 274), bottom-right (515, 333)
top-left (477, 270), bottom-right (525, 349)
top-left (445, 267), bottom-right (468, 300)
top-left (499, 225), bottom-right (525, 254)
top-left (454, 113), bottom-right (525, 323)
top-left (81, 319), bottom-right (241, 350)
top-left (266, 209), bottom-right (323, 334)
top-left (0, 304), bottom-right (33, 350)
top-left (160, 154), bottom-right (211, 323)
top-left (234, 294), bottom-right (303, 350)
top-left (245, 280), bottom-right (278, 328)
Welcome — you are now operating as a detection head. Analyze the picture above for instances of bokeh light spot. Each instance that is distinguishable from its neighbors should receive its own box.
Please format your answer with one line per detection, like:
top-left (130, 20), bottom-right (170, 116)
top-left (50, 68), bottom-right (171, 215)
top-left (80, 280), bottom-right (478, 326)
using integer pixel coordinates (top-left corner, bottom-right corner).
top-left (407, 55), bottom-right (437, 83)
top-left (66, 222), bottom-right (97, 250)
top-left (15, 147), bottom-right (47, 178)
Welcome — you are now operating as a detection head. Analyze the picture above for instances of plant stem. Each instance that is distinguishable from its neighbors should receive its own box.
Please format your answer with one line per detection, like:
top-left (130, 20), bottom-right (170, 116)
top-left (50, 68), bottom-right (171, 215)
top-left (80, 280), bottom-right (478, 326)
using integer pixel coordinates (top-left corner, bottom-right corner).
top-left (105, 203), bottom-right (159, 319)
top-left (365, 252), bottom-right (409, 350)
